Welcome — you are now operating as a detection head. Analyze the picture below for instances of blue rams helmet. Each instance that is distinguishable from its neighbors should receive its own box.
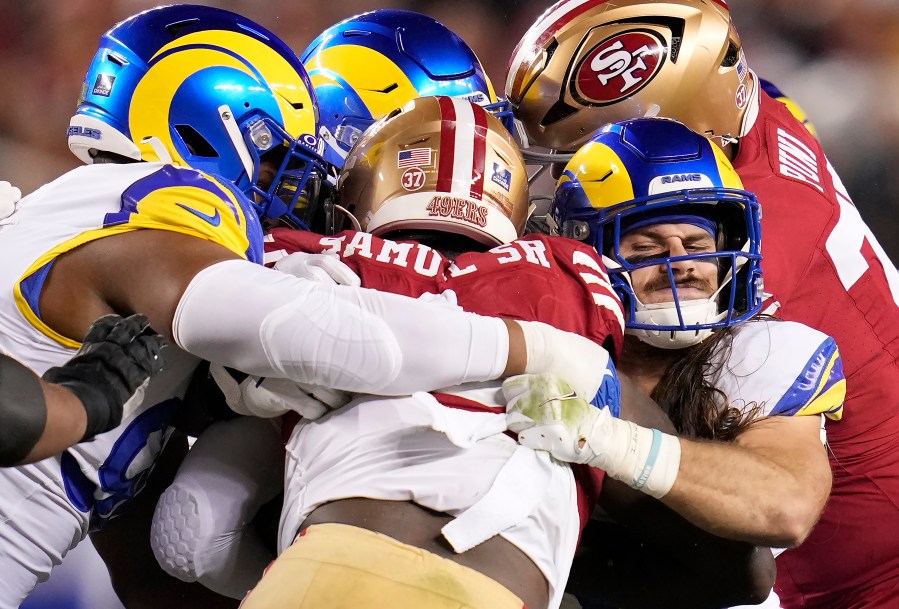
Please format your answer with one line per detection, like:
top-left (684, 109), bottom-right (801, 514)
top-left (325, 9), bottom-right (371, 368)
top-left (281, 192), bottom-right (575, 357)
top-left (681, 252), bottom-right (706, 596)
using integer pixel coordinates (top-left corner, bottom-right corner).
top-left (68, 4), bottom-right (327, 229)
top-left (301, 9), bottom-right (513, 171)
top-left (551, 117), bottom-right (763, 348)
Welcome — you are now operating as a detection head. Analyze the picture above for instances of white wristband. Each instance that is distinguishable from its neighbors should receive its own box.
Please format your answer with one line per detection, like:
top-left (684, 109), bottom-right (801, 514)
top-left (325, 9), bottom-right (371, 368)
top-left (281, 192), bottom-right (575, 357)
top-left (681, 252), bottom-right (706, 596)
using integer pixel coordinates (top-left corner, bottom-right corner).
top-left (585, 415), bottom-right (681, 499)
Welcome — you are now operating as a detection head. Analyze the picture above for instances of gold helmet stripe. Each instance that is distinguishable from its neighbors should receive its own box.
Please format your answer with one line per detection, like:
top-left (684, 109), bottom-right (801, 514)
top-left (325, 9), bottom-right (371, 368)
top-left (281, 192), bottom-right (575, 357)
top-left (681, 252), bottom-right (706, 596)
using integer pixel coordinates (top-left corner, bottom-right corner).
top-left (148, 30), bottom-right (316, 140)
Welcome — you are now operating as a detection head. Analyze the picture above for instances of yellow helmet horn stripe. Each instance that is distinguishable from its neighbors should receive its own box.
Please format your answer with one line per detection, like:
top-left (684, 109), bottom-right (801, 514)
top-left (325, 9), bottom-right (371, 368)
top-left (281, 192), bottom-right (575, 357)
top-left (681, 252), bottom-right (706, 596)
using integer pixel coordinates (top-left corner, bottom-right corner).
top-left (307, 45), bottom-right (419, 118)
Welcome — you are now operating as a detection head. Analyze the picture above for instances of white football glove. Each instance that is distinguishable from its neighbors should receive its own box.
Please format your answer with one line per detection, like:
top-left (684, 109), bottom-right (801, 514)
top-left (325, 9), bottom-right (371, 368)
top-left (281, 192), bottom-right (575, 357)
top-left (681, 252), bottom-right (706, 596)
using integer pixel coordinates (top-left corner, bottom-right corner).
top-left (515, 320), bottom-right (613, 400)
top-left (416, 289), bottom-right (461, 310)
top-left (503, 373), bottom-right (681, 499)
top-left (209, 363), bottom-right (351, 420)
top-left (273, 251), bottom-right (361, 287)
top-left (0, 181), bottom-right (22, 220)
top-left (504, 373), bottom-right (612, 465)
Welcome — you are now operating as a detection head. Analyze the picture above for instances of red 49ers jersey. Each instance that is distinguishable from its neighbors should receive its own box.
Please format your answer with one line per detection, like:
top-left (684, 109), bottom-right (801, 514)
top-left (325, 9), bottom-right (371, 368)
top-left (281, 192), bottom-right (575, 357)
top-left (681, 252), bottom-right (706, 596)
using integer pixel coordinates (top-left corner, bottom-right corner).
top-left (265, 228), bottom-right (623, 535)
top-left (264, 228), bottom-right (624, 356)
top-left (735, 91), bottom-right (899, 608)
top-left (735, 92), bottom-right (899, 437)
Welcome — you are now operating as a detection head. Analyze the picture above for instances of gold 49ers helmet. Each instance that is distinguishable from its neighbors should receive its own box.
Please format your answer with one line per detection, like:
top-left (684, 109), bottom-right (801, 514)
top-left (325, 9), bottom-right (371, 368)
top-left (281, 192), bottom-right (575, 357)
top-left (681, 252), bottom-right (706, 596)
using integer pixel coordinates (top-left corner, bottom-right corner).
top-left (335, 96), bottom-right (529, 246)
top-left (506, 0), bottom-right (752, 151)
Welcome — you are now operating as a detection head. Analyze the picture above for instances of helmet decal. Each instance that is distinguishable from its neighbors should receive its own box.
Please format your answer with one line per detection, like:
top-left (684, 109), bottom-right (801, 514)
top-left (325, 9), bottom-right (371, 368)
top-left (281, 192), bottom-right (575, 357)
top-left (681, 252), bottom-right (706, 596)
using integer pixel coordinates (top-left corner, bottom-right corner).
top-left (508, 0), bottom-right (749, 150)
top-left (573, 30), bottom-right (667, 105)
top-left (401, 167), bottom-right (427, 191)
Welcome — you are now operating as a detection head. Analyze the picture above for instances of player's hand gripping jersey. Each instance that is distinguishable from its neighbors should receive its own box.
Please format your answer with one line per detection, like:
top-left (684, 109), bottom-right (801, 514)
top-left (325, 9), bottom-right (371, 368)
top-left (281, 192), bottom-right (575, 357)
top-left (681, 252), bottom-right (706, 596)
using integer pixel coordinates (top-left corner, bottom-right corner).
top-left (735, 89), bottom-right (899, 607)
top-left (264, 227), bottom-right (624, 609)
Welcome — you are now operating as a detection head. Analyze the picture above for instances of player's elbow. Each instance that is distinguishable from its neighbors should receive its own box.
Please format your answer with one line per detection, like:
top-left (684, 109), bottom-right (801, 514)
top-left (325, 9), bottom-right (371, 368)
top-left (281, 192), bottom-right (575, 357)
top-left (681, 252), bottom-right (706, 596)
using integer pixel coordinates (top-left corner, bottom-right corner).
top-left (768, 490), bottom-right (827, 547)
top-left (778, 517), bottom-right (814, 548)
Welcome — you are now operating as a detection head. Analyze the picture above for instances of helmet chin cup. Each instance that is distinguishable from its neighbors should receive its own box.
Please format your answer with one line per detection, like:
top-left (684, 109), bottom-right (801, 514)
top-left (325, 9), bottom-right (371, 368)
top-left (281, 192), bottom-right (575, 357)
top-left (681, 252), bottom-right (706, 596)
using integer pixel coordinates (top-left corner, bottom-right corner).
top-left (628, 299), bottom-right (722, 349)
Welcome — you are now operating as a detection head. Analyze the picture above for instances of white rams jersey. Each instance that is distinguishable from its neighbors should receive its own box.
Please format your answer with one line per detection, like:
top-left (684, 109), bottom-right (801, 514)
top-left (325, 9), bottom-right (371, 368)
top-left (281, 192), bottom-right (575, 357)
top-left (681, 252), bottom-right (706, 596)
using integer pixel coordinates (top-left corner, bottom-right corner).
top-left (716, 320), bottom-right (844, 609)
top-left (711, 319), bottom-right (845, 422)
top-left (0, 162), bottom-right (263, 604)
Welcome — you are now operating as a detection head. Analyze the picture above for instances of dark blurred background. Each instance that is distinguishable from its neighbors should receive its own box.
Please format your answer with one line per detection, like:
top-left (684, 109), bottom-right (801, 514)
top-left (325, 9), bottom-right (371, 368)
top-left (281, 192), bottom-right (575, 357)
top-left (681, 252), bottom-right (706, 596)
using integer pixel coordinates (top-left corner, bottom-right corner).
top-left (0, 0), bottom-right (895, 259)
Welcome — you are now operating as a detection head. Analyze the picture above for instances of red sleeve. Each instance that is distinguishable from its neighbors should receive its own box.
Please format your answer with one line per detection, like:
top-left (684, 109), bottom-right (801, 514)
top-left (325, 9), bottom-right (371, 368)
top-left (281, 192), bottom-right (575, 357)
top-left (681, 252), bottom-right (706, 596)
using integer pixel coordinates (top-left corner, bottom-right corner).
top-left (265, 227), bottom-right (446, 298)
top-left (447, 234), bottom-right (625, 357)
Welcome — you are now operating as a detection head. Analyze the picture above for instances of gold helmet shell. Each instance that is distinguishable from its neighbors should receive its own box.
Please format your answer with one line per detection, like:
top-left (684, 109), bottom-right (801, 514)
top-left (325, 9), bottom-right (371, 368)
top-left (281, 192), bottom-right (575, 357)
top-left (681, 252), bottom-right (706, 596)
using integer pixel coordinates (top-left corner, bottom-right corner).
top-left (506, 0), bottom-right (751, 151)
top-left (336, 96), bottom-right (529, 245)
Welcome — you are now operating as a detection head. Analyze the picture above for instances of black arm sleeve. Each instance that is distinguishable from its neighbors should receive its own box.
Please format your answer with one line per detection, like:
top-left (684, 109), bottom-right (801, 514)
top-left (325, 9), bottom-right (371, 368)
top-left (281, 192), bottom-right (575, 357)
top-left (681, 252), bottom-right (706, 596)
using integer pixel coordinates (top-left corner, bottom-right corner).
top-left (0, 354), bottom-right (48, 466)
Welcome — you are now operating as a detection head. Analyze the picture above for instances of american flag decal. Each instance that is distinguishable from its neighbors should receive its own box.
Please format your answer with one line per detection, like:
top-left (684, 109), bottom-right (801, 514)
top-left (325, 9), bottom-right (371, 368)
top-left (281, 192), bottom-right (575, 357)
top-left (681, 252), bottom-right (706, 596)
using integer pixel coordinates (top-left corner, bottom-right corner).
top-left (736, 52), bottom-right (748, 82)
top-left (398, 148), bottom-right (432, 168)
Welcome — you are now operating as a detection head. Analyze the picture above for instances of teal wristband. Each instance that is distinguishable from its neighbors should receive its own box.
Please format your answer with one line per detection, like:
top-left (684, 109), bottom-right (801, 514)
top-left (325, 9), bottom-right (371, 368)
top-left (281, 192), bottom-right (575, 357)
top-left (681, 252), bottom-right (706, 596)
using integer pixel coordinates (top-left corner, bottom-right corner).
top-left (633, 428), bottom-right (663, 490)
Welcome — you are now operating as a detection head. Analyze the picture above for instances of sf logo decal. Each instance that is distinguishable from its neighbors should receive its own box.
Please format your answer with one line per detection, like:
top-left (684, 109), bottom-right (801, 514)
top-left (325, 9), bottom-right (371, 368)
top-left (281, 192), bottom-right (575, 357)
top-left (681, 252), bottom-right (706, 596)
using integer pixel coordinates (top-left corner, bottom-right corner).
top-left (573, 30), bottom-right (666, 105)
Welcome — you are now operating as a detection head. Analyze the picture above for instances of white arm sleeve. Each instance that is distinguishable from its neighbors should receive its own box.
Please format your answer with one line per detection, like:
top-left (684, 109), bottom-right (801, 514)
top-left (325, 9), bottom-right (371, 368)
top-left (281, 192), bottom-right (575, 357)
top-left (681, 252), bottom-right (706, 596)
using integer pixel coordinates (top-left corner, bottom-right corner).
top-left (172, 260), bottom-right (508, 395)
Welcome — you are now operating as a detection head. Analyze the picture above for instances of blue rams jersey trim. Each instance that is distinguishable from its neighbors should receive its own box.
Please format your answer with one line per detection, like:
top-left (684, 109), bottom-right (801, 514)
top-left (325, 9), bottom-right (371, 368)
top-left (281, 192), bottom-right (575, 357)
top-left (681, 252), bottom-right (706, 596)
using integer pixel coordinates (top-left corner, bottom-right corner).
top-left (14, 165), bottom-right (264, 349)
top-left (19, 260), bottom-right (55, 323)
top-left (769, 336), bottom-right (845, 420)
top-left (106, 165), bottom-right (264, 264)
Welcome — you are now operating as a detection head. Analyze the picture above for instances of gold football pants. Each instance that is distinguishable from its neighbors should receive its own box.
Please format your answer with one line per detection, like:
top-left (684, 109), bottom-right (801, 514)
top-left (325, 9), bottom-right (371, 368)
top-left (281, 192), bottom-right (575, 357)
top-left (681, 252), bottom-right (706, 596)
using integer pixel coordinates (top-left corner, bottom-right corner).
top-left (239, 522), bottom-right (527, 609)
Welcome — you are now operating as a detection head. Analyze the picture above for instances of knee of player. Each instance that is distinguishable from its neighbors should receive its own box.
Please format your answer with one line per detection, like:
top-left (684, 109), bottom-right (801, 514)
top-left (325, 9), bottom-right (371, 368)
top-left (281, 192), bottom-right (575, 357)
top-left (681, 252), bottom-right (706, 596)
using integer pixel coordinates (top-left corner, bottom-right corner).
top-left (150, 482), bottom-right (214, 581)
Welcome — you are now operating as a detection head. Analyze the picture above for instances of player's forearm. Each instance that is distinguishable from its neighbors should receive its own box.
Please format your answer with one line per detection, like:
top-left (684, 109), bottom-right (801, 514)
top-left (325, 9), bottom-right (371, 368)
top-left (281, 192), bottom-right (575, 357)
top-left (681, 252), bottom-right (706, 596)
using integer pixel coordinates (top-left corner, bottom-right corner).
top-left (0, 356), bottom-right (95, 465)
top-left (565, 409), bottom-right (828, 546)
top-left (662, 437), bottom-right (830, 547)
top-left (173, 260), bottom-right (507, 393)
top-left (0, 354), bottom-right (51, 465)
top-left (21, 382), bottom-right (88, 464)
top-left (174, 260), bottom-right (608, 398)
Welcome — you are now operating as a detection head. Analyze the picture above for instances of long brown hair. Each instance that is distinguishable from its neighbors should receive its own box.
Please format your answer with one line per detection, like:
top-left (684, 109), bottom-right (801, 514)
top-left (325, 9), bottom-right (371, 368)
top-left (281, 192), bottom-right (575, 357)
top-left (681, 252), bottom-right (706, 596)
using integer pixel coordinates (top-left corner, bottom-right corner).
top-left (651, 325), bottom-right (765, 441)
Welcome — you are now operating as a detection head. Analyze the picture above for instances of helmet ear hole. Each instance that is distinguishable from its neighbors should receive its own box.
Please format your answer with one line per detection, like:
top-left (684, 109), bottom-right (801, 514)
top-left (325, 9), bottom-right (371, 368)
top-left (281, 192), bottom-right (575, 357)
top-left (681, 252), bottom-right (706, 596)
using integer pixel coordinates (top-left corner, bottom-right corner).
top-left (541, 100), bottom-right (578, 128)
top-left (166, 19), bottom-right (200, 38)
top-left (721, 41), bottom-right (740, 68)
top-left (174, 124), bottom-right (218, 157)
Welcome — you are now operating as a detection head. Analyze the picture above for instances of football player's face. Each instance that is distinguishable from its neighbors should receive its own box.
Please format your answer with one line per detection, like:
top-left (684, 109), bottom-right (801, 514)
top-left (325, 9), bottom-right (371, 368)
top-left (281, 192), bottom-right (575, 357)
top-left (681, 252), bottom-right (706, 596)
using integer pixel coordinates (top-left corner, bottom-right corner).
top-left (619, 223), bottom-right (719, 305)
